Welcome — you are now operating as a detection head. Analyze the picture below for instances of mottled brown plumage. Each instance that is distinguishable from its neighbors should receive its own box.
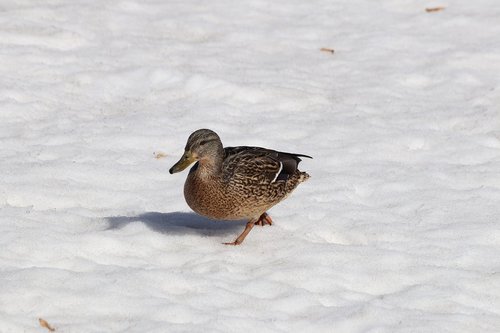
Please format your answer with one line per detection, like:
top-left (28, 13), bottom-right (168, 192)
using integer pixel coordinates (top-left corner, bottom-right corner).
top-left (169, 129), bottom-right (311, 245)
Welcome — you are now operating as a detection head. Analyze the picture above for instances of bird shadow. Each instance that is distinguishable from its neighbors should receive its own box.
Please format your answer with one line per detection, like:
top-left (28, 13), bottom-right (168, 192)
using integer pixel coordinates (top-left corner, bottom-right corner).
top-left (105, 211), bottom-right (245, 238)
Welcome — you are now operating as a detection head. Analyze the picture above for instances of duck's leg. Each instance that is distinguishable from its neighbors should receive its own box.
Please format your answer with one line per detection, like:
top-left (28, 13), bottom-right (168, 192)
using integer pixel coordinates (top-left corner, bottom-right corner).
top-left (224, 213), bottom-right (273, 245)
top-left (255, 212), bottom-right (273, 226)
top-left (224, 220), bottom-right (256, 246)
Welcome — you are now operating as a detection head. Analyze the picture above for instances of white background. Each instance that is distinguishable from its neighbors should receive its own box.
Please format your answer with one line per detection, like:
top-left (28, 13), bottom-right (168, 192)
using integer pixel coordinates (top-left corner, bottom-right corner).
top-left (1, 0), bottom-right (499, 331)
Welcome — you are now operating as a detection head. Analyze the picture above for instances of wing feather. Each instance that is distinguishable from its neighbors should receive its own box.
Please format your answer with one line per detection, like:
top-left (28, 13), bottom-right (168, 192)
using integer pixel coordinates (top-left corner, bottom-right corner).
top-left (222, 146), bottom-right (311, 184)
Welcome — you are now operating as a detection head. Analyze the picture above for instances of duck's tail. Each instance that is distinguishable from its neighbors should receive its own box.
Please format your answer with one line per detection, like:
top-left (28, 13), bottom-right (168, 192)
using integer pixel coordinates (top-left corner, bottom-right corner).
top-left (298, 171), bottom-right (310, 183)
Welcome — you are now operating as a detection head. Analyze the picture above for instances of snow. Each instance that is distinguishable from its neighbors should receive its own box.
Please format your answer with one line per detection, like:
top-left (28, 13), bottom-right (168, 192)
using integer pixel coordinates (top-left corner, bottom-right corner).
top-left (1, 0), bottom-right (500, 331)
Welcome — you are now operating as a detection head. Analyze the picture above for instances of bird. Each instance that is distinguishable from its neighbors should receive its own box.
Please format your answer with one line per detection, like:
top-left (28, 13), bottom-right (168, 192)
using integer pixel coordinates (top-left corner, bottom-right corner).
top-left (169, 129), bottom-right (311, 245)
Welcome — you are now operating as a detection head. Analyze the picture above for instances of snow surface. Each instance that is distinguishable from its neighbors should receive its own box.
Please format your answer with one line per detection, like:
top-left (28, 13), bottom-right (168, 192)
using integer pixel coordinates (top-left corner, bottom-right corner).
top-left (1, 0), bottom-right (500, 332)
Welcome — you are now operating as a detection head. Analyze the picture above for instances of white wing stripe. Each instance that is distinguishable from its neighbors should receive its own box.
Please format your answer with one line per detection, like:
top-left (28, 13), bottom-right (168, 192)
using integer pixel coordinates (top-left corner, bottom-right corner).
top-left (271, 162), bottom-right (283, 183)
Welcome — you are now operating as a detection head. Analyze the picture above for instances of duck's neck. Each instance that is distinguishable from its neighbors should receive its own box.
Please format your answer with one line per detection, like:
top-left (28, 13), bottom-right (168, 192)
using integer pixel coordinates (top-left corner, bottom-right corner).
top-left (196, 151), bottom-right (224, 179)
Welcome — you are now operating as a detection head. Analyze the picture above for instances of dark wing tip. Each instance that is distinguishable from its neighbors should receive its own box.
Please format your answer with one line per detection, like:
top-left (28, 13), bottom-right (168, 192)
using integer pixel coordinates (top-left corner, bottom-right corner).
top-left (295, 153), bottom-right (313, 160)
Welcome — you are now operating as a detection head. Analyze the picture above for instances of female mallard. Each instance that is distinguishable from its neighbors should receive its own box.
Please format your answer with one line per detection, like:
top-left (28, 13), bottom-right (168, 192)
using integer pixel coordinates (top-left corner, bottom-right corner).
top-left (169, 129), bottom-right (311, 245)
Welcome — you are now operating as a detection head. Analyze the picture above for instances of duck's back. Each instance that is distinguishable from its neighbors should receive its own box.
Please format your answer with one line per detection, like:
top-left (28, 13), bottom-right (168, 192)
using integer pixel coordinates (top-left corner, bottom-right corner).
top-left (223, 146), bottom-right (310, 184)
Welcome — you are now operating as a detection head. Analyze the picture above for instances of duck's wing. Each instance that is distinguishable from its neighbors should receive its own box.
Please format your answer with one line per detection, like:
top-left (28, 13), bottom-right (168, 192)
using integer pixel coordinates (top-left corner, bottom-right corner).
top-left (222, 146), bottom-right (312, 184)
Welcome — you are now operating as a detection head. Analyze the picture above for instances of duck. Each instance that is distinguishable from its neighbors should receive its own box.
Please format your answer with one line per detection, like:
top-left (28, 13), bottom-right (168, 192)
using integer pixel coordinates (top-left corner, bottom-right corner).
top-left (169, 129), bottom-right (311, 245)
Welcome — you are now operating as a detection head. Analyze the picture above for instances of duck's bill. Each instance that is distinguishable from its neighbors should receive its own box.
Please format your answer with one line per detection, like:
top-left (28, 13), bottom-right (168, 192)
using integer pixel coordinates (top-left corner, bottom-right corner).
top-left (169, 151), bottom-right (196, 174)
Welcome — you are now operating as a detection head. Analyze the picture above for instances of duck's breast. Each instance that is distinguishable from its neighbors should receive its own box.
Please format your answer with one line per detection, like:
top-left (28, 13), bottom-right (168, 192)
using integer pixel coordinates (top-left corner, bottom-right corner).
top-left (183, 172), bottom-right (240, 220)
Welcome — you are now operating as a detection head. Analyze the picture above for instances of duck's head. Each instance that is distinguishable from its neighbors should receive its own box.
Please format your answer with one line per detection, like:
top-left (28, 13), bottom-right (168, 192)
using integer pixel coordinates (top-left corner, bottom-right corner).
top-left (169, 129), bottom-right (223, 174)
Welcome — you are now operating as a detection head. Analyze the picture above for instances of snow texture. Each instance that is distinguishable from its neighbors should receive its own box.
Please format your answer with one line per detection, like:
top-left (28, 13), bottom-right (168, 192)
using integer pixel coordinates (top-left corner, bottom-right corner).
top-left (1, 0), bottom-right (500, 332)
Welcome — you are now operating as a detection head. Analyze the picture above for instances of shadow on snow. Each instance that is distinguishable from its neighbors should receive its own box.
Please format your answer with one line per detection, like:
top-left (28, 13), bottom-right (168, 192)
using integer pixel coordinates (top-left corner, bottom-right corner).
top-left (105, 211), bottom-right (245, 237)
